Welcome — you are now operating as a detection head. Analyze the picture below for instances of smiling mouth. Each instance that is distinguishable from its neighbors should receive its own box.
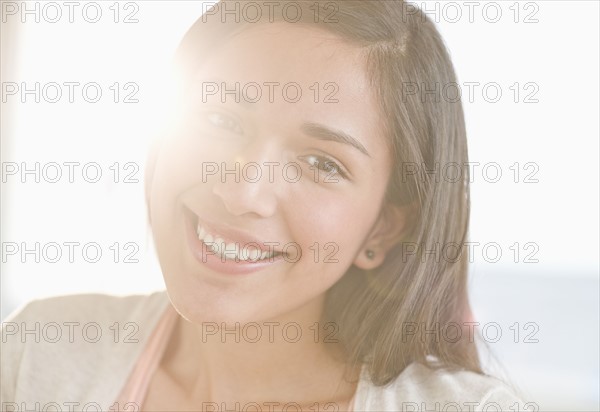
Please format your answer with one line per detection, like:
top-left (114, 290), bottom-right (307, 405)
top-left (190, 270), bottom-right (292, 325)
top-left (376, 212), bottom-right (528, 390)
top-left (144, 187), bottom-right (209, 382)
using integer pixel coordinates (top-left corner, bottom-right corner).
top-left (195, 223), bottom-right (285, 262)
top-left (183, 206), bottom-right (288, 264)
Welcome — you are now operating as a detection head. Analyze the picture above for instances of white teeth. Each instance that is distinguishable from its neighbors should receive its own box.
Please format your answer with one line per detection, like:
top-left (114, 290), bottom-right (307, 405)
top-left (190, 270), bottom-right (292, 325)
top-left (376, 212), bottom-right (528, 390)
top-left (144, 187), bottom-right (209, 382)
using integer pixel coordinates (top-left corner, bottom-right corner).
top-left (247, 248), bottom-right (260, 261)
top-left (214, 237), bottom-right (224, 252)
top-left (195, 224), bottom-right (277, 262)
top-left (223, 242), bottom-right (239, 255)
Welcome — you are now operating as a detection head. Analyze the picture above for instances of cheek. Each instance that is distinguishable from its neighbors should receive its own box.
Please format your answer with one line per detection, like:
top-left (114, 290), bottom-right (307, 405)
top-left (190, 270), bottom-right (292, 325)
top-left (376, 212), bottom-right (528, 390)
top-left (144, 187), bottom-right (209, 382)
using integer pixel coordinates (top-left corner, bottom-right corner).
top-left (150, 138), bottom-right (214, 204)
top-left (287, 192), bottom-right (379, 270)
top-left (148, 149), bottom-right (201, 261)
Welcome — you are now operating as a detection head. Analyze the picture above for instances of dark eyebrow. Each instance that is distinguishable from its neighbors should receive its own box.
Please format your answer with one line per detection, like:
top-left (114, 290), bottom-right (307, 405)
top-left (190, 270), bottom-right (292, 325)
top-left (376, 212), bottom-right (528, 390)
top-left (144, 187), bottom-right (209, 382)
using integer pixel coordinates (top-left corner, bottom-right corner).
top-left (300, 122), bottom-right (370, 157)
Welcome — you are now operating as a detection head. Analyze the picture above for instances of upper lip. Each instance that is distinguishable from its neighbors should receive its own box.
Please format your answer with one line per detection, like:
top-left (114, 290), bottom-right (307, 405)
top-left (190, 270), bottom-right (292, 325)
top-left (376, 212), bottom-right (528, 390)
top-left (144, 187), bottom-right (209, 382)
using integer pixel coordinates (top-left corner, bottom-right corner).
top-left (184, 206), bottom-right (288, 254)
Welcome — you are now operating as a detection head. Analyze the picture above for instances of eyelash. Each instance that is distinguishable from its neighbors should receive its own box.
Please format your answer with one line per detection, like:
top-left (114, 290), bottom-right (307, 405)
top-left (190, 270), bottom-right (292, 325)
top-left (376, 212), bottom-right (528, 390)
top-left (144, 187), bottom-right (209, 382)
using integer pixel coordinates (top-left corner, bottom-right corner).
top-left (299, 154), bottom-right (349, 180)
top-left (202, 111), bottom-right (349, 180)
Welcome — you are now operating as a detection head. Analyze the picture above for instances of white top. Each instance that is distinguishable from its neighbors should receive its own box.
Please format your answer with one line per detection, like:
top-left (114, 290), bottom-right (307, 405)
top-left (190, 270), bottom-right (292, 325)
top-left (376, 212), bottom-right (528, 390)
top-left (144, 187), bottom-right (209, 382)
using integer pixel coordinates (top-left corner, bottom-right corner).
top-left (1, 291), bottom-right (526, 411)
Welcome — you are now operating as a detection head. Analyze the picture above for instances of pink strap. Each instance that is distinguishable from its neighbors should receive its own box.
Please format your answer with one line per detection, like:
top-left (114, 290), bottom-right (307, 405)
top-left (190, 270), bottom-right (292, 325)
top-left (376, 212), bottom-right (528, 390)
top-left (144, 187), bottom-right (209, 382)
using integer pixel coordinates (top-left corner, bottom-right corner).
top-left (114, 304), bottom-right (179, 406)
top-left (348, 392), bottom-right (357, 410)
top-left (115, 306), bottom-right (356, 410)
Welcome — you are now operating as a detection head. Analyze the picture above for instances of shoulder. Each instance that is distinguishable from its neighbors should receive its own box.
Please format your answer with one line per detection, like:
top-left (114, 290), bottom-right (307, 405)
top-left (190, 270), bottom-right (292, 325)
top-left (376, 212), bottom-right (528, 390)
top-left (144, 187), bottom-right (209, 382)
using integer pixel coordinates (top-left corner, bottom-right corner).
top-left (3, 291), bottom-right (169, 324)
top-left (356, 362), bottom-right (528, 411)
top-left (1, 291), bottom-right (170, 346)
top-left (1, 291), bottom-right (170, 406)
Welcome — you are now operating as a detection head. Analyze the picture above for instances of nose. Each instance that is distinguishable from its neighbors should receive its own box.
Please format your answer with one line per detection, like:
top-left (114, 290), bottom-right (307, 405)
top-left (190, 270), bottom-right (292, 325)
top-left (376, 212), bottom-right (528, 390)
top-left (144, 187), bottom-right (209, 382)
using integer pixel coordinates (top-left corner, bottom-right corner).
top-left (211, 146), bottom-right (280, 218)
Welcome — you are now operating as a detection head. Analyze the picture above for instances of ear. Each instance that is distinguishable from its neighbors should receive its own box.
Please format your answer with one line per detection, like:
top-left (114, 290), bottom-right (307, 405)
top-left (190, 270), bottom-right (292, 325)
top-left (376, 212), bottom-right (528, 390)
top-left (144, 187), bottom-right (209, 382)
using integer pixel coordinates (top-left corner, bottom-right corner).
top-left (353, 201), bottom-right (415, 270)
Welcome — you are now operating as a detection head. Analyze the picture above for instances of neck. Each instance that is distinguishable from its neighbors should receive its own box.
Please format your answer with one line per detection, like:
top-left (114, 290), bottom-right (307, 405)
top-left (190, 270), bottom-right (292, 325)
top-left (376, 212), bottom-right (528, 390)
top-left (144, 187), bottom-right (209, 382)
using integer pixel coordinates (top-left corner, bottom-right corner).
top-left (162, 295), bottom-right (360, 408)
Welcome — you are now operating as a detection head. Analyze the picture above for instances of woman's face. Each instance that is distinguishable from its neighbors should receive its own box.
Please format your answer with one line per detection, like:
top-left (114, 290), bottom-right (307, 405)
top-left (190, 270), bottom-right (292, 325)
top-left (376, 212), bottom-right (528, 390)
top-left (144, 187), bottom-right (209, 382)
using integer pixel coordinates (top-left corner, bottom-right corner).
top-left (148, 23), bottom-right (402, 324)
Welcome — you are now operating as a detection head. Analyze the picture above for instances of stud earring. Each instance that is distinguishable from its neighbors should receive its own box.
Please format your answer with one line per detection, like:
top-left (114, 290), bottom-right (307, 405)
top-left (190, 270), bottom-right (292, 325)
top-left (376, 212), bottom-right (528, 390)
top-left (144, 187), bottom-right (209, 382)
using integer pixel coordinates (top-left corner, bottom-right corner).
top-left (366, 249), bottom-right (375, 260)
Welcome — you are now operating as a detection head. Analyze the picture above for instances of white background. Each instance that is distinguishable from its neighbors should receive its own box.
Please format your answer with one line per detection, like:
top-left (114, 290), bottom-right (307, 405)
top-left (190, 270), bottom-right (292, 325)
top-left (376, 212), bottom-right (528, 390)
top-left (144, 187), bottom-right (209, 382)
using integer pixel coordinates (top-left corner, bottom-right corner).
top-left (1, 1), bottom-right (599, 410)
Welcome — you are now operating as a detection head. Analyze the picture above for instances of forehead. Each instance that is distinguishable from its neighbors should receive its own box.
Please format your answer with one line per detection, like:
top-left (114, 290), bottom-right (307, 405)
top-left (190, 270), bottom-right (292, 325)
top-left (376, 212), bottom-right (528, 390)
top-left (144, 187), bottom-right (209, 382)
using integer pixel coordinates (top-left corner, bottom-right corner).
top-left (204, 22), bottom-right (365, 86)
top-left (187, 22), bottom-right (391, 166)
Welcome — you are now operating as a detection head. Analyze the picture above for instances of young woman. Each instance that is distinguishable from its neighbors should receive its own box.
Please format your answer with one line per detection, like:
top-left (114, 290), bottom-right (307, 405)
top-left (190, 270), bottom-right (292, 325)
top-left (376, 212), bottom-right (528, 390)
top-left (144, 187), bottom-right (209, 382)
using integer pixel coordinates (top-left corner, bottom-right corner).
top-left (2, 1), bottom-right (526, 410)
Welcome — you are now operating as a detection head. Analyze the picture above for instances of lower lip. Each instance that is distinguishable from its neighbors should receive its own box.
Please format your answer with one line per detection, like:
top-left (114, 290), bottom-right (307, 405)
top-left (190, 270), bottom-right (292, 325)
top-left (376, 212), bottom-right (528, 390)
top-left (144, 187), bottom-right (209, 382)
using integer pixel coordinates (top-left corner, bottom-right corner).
top-left (184, 213), bottom-right (286, 275)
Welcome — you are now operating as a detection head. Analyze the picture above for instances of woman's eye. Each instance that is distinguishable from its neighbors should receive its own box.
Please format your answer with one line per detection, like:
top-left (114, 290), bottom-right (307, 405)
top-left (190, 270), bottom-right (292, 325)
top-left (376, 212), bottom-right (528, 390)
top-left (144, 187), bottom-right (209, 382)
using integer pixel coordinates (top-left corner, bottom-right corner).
top-left (301, 155), bottom-right (348, 180)
top-left (205, 112), bottom-right (243, 135)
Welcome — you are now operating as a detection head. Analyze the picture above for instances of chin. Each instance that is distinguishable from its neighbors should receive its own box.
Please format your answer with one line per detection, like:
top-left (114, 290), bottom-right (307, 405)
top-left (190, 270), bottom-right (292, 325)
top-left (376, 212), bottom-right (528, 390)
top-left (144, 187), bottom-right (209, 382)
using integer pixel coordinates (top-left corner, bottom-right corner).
top-left (164, 278), bottom-right (270, 326)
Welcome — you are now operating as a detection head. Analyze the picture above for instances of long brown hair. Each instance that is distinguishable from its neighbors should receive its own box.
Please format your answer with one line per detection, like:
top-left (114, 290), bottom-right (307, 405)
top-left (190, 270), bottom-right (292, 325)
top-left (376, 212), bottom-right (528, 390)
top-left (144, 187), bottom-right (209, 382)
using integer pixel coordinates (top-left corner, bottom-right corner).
top-left (171, 0), bottom-right (481, 386)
